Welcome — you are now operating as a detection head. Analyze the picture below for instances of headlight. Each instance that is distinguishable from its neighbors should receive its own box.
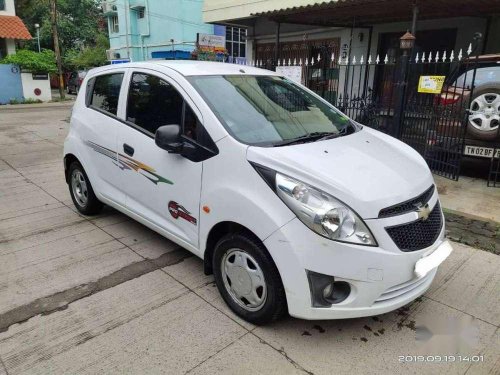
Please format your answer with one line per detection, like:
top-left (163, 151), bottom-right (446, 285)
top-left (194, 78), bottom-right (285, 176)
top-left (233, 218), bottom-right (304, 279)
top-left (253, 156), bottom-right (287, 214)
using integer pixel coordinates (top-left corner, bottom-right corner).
top-left (274, 173), bottom-right (376, 246)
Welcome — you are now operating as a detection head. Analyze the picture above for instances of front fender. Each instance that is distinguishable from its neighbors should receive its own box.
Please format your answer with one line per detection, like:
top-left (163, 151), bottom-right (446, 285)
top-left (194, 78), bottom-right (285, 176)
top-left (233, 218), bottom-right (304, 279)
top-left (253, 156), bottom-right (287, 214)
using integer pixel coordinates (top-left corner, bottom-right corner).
top-left (199, 137), bottom-right (295, 256)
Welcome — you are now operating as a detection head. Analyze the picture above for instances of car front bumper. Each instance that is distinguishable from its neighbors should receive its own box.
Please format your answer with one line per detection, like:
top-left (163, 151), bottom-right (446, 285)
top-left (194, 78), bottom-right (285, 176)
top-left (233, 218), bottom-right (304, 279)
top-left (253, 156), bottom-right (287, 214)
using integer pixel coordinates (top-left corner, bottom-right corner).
top-left (263, 216), bottom-right (448, 320)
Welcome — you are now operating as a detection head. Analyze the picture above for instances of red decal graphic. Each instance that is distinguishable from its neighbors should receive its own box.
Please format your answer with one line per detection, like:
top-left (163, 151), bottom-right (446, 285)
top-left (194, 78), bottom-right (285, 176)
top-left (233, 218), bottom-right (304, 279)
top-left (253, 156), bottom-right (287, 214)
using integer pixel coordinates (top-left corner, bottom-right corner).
top-left (168, 201), bottom-right (197, 225)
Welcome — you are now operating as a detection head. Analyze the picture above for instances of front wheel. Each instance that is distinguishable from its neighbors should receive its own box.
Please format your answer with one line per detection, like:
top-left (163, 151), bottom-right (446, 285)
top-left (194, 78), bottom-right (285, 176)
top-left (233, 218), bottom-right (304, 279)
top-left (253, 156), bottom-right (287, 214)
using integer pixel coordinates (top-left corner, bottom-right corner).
top-left (213, 232), bottom-right (287, 324)
top-left (68, 161), bottom-right (103, 215)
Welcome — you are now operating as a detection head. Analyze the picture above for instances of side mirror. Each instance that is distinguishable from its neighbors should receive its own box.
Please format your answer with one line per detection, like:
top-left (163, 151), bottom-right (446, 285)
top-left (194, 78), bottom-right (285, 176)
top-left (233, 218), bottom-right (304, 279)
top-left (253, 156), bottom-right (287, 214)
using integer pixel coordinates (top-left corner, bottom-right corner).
top-left (155, 124), bottom-right (182, 153)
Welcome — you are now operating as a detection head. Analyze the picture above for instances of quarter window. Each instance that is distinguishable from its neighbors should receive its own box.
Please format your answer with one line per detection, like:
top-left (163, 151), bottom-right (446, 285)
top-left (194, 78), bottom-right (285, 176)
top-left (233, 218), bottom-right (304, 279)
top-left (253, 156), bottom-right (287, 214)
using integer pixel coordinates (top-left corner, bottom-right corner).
top-left (126, 73), bottom-right (201, 141)
top-left (90, 73), bottom-right (124, 115)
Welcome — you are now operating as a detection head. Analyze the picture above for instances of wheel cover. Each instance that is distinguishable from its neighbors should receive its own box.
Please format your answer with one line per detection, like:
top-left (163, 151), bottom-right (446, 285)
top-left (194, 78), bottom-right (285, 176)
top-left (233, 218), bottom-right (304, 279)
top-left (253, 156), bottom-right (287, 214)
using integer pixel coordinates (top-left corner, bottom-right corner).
top-left (468, 93), bottom-right (500, 132)
top-left (221, 249), bottom-right (267, 311)
top-left (71, 170), bottom-right (88, 207)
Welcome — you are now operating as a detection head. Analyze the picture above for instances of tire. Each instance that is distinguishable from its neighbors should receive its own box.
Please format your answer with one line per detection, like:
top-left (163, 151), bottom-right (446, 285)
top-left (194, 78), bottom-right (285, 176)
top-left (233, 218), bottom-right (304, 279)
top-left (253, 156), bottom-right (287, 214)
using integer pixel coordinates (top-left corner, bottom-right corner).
top-left (213, 232), bottom-right (287, 324)
top-left (467, 86), bottom-right (500, 141)
top-left (68, 161), bottom-right (103, 215)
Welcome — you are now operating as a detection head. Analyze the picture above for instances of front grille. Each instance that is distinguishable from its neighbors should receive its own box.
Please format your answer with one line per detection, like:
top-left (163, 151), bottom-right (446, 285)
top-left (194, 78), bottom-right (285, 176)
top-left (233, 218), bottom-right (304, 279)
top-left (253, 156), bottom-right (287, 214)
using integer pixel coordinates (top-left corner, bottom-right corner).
top-left (385, 202), bottom-right (443, 252)
top-left (379, 185), bottom-right (435, 218)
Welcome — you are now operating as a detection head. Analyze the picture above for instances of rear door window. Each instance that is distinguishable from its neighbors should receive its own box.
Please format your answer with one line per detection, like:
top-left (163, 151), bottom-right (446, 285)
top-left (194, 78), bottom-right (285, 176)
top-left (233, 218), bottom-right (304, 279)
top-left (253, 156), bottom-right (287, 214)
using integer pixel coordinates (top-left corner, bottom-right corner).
top-left (454, 66), bottom-right (500, 89)
top-left (90, 73), bottom-right (124, 115)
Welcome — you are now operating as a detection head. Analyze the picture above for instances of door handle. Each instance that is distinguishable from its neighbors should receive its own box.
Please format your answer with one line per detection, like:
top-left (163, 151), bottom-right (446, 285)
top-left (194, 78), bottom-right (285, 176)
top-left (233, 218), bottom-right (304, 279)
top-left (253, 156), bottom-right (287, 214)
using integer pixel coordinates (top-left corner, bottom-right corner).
top-left (123, 143), bottom-right (134, 156)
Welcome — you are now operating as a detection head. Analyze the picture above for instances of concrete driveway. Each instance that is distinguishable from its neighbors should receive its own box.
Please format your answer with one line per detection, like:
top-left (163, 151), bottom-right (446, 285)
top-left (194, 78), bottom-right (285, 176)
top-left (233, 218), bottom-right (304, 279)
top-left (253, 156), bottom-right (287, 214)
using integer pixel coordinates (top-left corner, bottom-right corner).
top-left (0, 104), bottom-right (498, 375)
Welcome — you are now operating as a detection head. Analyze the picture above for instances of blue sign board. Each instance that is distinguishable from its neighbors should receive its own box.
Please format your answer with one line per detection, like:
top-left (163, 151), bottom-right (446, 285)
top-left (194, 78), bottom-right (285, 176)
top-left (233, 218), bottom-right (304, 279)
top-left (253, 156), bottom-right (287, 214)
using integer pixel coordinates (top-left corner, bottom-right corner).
top-left (111, 59), bottom-right (130, 65)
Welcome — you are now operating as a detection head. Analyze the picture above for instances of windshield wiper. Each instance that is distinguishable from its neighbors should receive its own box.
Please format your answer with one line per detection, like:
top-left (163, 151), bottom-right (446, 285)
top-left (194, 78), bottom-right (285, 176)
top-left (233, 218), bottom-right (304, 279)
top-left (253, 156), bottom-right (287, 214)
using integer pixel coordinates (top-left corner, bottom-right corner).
top-left (272, 132), bottom-right (334, 147)
top-left (316, 127), bottom-right (348, 141)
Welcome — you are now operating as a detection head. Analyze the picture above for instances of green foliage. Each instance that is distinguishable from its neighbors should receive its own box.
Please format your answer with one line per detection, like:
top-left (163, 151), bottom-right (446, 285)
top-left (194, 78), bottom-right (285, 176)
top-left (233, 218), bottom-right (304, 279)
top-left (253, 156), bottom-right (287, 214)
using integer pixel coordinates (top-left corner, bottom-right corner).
top-left (15, 0), bottom-right (107, 70)
top-left (64, 33), bottom-right (109, 69)
top-left (9, 98), bottom-right (43, 105)
top-left (1, 49), bottom-right (57, 73)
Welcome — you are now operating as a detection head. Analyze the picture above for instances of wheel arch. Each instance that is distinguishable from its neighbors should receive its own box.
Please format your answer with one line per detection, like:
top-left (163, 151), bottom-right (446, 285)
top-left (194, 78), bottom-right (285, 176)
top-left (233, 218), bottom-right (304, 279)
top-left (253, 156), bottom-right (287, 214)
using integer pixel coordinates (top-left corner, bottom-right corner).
top-left (203, 221), bottom-right (262, 275)
top-left (64, 153), bottom-right (81, 183)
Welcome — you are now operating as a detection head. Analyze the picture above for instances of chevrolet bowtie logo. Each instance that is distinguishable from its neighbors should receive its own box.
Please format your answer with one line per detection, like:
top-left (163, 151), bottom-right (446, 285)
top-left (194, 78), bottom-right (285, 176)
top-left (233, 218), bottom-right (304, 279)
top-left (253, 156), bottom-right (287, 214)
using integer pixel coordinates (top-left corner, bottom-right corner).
top-left (415, 202), bottom-right (431, 221)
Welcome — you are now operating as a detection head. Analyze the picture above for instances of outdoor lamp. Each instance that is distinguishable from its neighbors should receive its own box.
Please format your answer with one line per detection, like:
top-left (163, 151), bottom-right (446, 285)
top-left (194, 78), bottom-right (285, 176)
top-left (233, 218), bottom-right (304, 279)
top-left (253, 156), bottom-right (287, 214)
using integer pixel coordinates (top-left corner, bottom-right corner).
top-left (35, 23), bottom-right (41, 53)
top-left (399, 31), bottom-right (416, 50)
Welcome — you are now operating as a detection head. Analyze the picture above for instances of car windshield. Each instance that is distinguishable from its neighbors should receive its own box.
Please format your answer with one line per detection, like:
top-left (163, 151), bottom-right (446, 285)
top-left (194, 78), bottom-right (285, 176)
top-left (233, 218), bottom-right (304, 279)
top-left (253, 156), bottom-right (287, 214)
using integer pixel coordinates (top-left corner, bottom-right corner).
top-left (188, 75), bottom-right (356, 146)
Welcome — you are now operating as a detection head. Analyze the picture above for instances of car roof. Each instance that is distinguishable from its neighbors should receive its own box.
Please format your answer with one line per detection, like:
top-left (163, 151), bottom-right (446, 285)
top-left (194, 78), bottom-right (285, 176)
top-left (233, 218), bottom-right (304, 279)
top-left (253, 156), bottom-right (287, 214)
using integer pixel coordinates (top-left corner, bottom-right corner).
top-left (88, 60), bottom-right (278, 77)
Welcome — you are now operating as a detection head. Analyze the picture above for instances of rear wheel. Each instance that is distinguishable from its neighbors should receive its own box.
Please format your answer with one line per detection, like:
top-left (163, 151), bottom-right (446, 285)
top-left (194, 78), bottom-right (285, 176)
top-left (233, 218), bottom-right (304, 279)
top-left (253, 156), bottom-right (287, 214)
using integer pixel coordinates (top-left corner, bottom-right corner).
top-left (213, 232), bottom-right (287, 324)
top-left (467, 87), bottom-right (500, 140)
top-left (68, 161), bottom-right (103, 215)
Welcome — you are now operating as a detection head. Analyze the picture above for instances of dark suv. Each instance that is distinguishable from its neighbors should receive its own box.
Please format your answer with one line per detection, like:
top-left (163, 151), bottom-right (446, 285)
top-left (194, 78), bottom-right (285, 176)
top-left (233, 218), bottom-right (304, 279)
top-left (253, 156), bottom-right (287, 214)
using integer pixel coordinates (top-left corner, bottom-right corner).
top-left (438, 54), bottom-right (500, 141)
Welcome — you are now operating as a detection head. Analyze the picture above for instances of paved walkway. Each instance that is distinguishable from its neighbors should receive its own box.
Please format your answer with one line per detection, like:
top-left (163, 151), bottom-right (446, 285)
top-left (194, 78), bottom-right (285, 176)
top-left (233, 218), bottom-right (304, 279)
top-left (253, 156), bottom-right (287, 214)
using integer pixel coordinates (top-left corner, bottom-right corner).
top-left (0, 106), bottom-right (498, 374)
top-left (435, 175), bottom-right (500, 223)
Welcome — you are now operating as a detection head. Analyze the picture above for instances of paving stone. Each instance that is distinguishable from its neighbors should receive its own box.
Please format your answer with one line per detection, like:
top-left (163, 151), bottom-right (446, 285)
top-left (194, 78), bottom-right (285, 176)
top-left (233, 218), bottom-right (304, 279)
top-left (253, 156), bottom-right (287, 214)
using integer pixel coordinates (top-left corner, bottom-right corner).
top-left (130, 234), bottom-right (180, 260)
top-left (0, 220), bottom-right (95, 256)
top-left (162, 255), bottom-right (213, 290)
top-left (0, 206), bottom-right (85, 243)
top-left (188, 333), bottom-right (305, 375)
top-left (356, 298), bottom-right (499, 375)
top-left (429, 250), bottom-right (500, 326)
top-left (0, 238), bottom-right (141, 314)
top-left (0, 270), bottom-right (187, 374)
top-left (428, 242), bottom-right (475, 295)
top-left (99, 219), bottom-right (161, 246)
top-left (0, 287), bottom-right (244, 375)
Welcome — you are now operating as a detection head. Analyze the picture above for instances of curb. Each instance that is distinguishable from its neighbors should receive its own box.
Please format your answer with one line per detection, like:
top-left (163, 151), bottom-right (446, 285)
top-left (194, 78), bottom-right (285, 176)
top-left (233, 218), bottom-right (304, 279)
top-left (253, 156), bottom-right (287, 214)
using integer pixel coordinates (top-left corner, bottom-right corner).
top-left (443, 209), bottom-right (499, 255)
top-left (0, 101), bottom-right (75, 111)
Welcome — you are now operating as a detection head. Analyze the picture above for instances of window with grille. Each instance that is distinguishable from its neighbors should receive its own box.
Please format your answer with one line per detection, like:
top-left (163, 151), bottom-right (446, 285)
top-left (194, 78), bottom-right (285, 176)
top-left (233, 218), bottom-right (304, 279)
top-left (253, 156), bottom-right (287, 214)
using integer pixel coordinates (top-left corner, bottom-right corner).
top-left (225, 27), bottom-right (247, 58)
top-left (110, 15), bottom-right (119, 33)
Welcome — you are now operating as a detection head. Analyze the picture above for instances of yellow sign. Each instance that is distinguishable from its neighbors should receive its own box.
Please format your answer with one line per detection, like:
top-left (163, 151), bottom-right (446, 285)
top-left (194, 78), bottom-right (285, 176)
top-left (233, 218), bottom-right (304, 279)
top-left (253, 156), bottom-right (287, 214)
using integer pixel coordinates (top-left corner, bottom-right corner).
top-left (418, 75), bottom-right (445, 94)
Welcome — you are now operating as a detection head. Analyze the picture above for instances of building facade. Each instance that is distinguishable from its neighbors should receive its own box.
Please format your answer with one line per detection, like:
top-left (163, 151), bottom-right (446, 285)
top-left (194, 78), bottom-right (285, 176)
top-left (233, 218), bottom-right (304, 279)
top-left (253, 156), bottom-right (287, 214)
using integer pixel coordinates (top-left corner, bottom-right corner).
top-left (0, 0), bottom-right (51, 104)
top-left (103, 0), bottom-right (221, 61)
top-left (203, 0), bottom-right (500, 65)
top-left (0, 0), bottom-right (31, 58)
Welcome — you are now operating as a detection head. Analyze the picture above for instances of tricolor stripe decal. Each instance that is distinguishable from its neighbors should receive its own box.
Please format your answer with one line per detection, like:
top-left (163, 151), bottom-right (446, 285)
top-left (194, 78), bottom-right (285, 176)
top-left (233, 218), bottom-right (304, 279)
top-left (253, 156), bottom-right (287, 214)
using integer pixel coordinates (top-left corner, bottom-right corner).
top-left (85, 140), bottom-right (174, 185)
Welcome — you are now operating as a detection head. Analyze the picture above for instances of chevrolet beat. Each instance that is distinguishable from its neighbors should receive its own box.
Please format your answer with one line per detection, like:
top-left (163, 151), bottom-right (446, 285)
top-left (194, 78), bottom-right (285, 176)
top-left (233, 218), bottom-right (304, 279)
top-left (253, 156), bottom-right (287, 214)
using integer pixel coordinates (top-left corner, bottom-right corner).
top-left (63, 61), bottom-right (452, 324)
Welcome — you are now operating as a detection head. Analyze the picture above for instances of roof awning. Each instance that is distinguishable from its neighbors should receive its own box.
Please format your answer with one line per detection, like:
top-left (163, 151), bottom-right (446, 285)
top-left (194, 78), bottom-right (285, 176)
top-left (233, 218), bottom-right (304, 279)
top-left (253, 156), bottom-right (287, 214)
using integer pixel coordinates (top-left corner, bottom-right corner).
top-left (0, 15), bottom-right (31, 40)
top-left (251, 0), bottom-right (500, 27)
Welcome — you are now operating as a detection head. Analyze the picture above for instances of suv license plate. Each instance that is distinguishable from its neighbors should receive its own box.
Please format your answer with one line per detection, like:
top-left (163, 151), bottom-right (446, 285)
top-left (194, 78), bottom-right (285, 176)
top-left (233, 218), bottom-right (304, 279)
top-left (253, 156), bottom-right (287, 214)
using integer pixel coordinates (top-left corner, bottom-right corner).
top-left (463, 145), bottom-right (500, 159)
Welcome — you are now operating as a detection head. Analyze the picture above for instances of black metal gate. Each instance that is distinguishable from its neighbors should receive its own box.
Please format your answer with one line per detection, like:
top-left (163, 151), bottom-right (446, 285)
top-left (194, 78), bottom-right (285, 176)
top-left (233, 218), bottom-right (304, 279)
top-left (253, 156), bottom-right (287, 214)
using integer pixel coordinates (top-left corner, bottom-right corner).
top-left (259, 44), bottom-right (500, 182)
top-left (251, 36), bottom-right (500, 184)
top-left (488, 145), bottom-right (500, 187)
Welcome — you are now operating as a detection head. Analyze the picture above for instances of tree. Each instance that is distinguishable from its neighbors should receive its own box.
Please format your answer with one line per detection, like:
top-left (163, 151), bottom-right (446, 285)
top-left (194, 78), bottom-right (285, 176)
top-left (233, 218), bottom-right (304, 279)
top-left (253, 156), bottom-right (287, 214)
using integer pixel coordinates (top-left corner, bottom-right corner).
top-left (15, 0), bottom-right (107, 69)
top-left (64, 33), bottom-right (109, 69)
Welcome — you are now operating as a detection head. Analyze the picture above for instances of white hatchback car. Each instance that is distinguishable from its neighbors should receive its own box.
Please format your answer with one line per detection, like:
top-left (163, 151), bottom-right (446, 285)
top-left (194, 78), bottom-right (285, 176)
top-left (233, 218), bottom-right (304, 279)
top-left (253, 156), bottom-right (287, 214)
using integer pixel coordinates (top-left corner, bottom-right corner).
top-left (64, 61), bottom-right (452, 324)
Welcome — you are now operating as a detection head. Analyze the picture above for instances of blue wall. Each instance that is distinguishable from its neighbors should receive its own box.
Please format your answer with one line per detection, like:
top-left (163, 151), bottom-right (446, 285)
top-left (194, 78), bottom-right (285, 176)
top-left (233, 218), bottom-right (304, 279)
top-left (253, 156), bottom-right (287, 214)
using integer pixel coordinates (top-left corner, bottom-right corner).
top-left (108, 0), bottom-right (215, 61)
top-left (0, 64), bottom-right (23, 104)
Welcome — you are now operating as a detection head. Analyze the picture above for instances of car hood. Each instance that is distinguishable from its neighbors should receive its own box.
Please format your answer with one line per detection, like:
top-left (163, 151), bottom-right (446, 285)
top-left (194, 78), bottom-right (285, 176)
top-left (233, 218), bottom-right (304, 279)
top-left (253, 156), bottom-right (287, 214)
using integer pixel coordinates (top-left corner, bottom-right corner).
top-left (246, 127), bottom-right (434, 219)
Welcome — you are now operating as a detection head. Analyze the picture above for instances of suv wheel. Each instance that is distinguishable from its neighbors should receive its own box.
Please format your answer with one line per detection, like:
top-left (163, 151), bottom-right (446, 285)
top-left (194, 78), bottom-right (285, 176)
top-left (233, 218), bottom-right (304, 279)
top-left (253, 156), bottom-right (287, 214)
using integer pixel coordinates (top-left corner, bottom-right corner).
top-left (68, 161), bottom-right (103, 215)
top-left (213, 232), bottom-right (287, 324)
top-left (467, 87), bottom-right (500, 140)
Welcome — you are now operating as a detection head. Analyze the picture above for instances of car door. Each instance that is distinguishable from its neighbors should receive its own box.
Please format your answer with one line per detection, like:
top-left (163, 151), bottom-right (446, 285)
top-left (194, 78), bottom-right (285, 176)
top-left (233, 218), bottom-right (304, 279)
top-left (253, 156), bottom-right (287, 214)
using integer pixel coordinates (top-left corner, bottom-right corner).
top-left (80, 71), bottom-right (127, 205)
top-left (116, 70), bottom-right (209, 248)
